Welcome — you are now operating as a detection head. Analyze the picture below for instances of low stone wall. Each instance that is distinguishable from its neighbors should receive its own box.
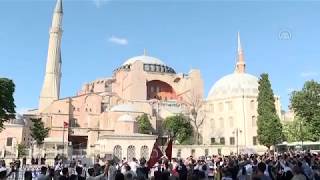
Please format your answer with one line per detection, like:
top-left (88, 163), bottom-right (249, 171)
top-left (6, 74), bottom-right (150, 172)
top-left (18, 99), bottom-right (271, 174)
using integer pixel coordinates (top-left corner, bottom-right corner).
top-left (172, 144), bottom-right (267, 158)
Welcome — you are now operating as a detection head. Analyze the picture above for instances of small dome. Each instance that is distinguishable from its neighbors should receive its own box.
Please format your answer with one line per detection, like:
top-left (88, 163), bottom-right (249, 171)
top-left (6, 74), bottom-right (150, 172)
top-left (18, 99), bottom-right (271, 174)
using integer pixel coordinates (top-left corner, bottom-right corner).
top-left (122, 55), bottom-right (165, 66)
top-left (110, 104), bottom-right (138, 112)
top-left (118, 114), bottom-right (135, 122)
top-left (207, 73), bottom-right (258, 100)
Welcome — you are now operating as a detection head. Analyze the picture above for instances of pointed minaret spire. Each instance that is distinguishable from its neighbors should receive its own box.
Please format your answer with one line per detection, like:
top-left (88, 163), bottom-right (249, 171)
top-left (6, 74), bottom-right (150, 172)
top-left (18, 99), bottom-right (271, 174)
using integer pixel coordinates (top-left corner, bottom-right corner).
top-left (235, 32), bottom-right (246, 73)
top-left (39, 0), bottom-right (63, 112)
top-left (237, 32), bottom-right (242, 53)
top-left (54, 0), bottom-right (63, 13)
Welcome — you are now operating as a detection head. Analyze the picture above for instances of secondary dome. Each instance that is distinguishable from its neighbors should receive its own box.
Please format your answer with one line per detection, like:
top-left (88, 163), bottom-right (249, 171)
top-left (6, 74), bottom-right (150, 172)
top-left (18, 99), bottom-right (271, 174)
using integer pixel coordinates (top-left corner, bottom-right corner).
top-left (207, 73), bottom-right (258, 100)
top-left (122, 55), bottom-right (165, 66)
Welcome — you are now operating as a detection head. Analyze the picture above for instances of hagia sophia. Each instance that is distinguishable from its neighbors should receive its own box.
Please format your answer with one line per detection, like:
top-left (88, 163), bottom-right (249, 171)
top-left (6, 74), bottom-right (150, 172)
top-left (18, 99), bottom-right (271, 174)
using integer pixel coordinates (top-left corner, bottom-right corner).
top-left (0, 0), bottom-right (292, 161)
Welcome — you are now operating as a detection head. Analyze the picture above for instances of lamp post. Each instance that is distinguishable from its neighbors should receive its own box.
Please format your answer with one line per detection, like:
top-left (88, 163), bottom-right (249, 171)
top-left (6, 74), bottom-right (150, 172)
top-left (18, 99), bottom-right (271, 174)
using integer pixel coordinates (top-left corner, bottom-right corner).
top-left (232, 128), bottom-right (242, 155)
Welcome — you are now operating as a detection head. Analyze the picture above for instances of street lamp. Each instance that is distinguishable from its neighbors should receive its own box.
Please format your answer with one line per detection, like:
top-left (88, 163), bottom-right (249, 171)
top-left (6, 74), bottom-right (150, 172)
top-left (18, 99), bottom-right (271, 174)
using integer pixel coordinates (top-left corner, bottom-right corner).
top-left (232, 128), bottom-right (242, 155)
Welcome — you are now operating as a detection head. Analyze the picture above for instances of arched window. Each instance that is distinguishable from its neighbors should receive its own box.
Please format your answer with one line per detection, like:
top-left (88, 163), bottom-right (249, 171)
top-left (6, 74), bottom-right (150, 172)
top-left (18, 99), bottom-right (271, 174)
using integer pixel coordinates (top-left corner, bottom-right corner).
top-left (140, 145), bottom-right (149, 160)
top-left (219, 118), bottom-right (224, 128)
top-left (252, 116), bottom-right (257, 127)
top-left (127, 145), bottom-right (136, 161)
top-left (156, 65), bottom-right (160, 72)
top-left (218, 103), bottom-right (224, 112)
top-left (210, 119), bottom-right (215, 134)
top-left (250, 100), bottom-right (255, 110)
top-left (229, 117), bottom-right (234, 128)
top-left (150, 65), bottom-right (155, 71)
top-left (220, 137), bottom-right (225, 145)
top-left (226, 101), bottom-right (233, 111)
top-left (160, 66), bottom-right (165, 72)
top-left (209, 104), bottom-right (214, 112)
top-left (113, 145), bottom-right (122, 161)
top-left (144, 64), bottom-right (150, 71)
top-left (177, 149), bottom-right (181, 158)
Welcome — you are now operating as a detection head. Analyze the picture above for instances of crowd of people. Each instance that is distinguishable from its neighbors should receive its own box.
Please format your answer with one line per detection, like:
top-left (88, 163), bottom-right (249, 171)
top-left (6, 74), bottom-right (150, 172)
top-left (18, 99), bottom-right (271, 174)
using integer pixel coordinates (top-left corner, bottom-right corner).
top-left (0, 151), bottom-right (320, 180)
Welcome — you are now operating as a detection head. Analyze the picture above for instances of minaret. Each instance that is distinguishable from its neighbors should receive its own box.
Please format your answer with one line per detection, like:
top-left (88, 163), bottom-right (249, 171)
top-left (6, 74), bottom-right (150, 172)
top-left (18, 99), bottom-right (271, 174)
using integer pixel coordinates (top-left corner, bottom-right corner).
top-left (235, 32), bottom-right (246, 73)
top-left (39, 0), bottom-right (63, 112)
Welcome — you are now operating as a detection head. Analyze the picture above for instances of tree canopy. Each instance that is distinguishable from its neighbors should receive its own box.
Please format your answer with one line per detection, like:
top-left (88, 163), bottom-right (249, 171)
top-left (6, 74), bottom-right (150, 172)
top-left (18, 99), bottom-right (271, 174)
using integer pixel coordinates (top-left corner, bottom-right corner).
top-left (17, 143), bottom-right (27, 158)
top-left (257, 73), bottom-right (283, 149)
top-left (0, 78), bottom-right (16, 131)
top-left (136, 113), bottom-right (153, 134)
top-left (282, 117), bottom-right (314, 142)
top-left (290, 80), bottom-right (320, 140)
top-left (163, 114), bottom-right (193, 144)
top-left (30, 118), bottom-right (50, 145)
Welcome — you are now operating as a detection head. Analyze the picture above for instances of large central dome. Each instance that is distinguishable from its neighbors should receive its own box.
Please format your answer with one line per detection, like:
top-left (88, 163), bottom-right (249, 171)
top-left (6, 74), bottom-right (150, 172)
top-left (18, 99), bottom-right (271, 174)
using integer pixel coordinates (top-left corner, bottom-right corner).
top-left (207, 73), bottom-right (258, 100)
top-left (122, 55), bottom-right (165, 66)
top-left (115, 54), bottom-right (176, 74)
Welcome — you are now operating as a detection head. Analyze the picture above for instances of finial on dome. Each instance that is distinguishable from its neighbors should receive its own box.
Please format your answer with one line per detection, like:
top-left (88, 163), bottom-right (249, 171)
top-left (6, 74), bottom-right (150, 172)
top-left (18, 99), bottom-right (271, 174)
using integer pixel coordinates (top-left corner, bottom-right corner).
top-left (235, 32), bottom-right (246, 74)
top-left (143, 48), bottom-right (147, 56)
top-left (54, 0), bottom-right (63, 13)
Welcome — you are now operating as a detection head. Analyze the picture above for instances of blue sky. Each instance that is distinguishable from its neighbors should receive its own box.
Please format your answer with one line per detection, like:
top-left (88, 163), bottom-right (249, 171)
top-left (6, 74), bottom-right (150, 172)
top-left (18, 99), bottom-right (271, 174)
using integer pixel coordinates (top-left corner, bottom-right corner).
top-left (1, 0), bottom-right (320, 113)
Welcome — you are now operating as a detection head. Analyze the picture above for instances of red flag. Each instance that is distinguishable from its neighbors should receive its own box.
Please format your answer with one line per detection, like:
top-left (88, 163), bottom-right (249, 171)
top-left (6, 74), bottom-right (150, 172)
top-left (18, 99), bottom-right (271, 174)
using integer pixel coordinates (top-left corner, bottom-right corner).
top-left (165, 139), bottom-right (173, 161)
top-left (63, 122), bottom-right (69, 128)
top-left (147, 142), bottom-right (163, 168)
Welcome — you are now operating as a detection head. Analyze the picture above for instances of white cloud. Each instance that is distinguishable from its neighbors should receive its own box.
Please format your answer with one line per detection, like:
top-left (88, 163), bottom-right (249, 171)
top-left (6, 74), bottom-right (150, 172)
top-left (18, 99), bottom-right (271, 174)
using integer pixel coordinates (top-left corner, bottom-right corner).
top-left (108, 36), bottom-right (128, 45)
top-left (300, 71), bottom-right (319, 78)
top-left (92, 0), bottom-right (110, 8)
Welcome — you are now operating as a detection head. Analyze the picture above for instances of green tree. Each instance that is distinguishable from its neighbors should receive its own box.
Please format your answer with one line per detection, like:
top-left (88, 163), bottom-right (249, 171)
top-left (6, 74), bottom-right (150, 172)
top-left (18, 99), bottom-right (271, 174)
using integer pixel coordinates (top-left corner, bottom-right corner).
top-left (257, 73), bottom-right (283, 149)
top-left (0, 78), bottom-right (16, 131)
top-left (136, 113), bottom-right (153, 134)
top-left (30, 118), bottom-right (50, 146)
top-left (282, 117), bottom-right (314, 142)
top-left (17, 143), bottom-right (27, 158)
top-left (163, 114), bottom-right (193, 144)
top-left (290, 80), bottom-right (320, 140)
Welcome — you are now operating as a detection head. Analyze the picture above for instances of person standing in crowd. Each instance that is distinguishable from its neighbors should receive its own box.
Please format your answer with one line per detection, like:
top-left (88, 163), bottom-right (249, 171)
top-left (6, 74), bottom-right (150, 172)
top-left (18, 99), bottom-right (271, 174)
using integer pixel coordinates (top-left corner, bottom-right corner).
top-left (177, 159), bottom-right (188, 180)
top-left (253, 162), bottom-right (271, 180)
top-left (37, 166), bottom-right (49, 180)
top-left (123, 165), bottom-right (135, 180)
top-left (76, 166), bottom-right (86, 180)
top-left (292, 165), bottom-right (307, 180)
top-left (86, 168), bottom-right (95, 180)
top-left (59, 167), bottom-right (69, 180)
top-left (128, 158), bottom-right (138, 174)
top-left (136, 158), bottom-right (149, 180)
top-left (114, 170), bottom-right (124, 180)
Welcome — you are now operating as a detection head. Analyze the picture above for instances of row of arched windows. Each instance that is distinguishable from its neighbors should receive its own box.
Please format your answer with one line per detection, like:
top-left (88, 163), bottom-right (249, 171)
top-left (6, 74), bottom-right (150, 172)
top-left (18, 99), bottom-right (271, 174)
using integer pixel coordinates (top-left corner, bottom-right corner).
top-left (210, 115), bottom-right (257, 130)
top-left (208, 100), bottom-right (256, 113)
top-left (113, 145), bottom-right (149, 161)
top-left (143, 64), bottom-right (176, 74)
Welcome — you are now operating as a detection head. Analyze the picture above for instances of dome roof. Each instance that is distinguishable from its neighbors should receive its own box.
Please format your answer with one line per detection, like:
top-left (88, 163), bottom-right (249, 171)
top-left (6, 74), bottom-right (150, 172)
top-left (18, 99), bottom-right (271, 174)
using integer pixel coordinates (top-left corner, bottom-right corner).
top-left (118, 114), bottom-right (135, 122)
top-left (207, 73), bottom-right (259, 100)
top-left (110, 104), bottom-right (138, 112)
top-left (122, 55), bottom-right (165, 66)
